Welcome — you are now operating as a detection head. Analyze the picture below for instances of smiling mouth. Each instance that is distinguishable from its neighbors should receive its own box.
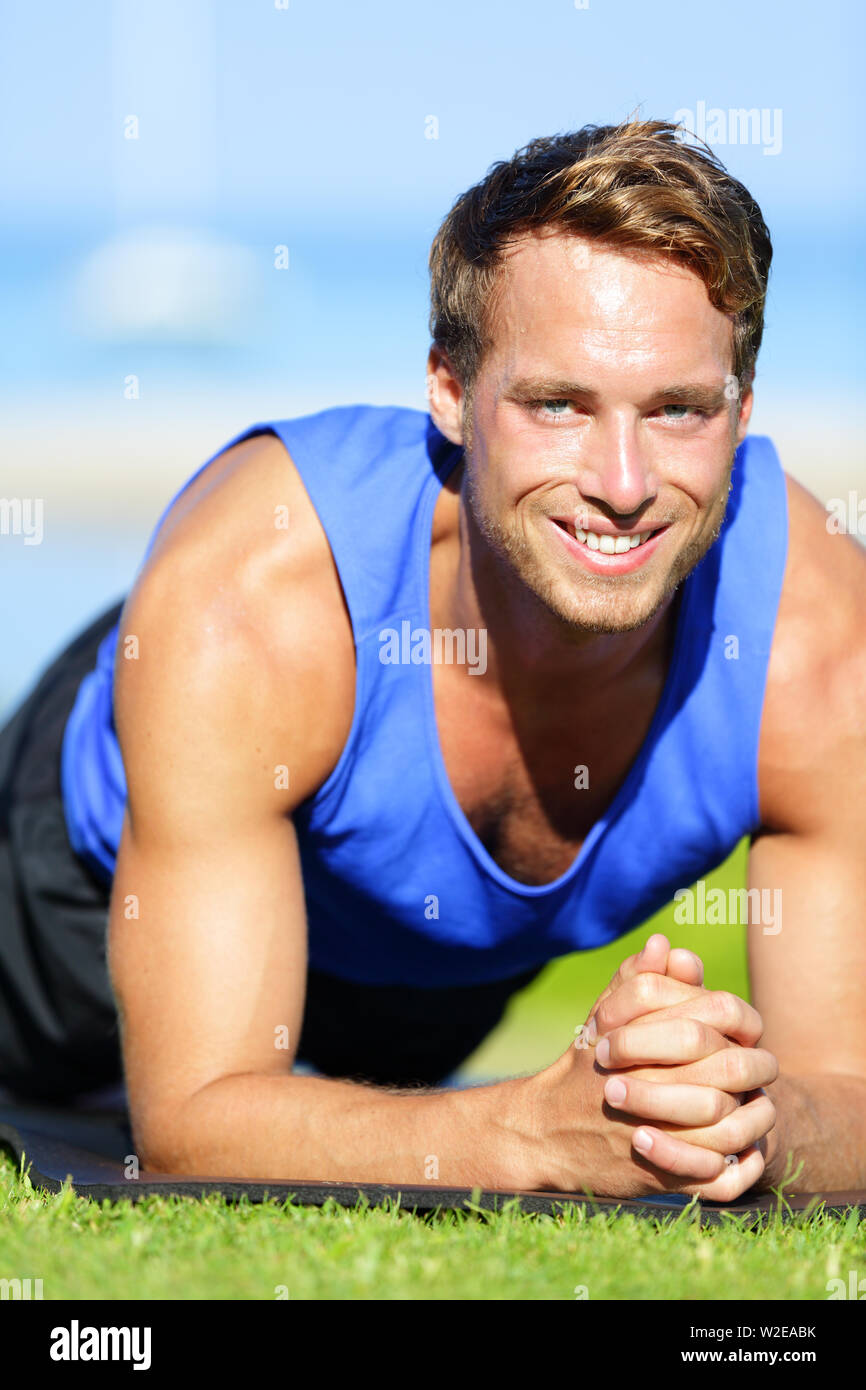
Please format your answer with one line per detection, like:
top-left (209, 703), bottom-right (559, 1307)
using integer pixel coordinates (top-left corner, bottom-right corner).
top-left (551, 519), bottom-right (667, 554)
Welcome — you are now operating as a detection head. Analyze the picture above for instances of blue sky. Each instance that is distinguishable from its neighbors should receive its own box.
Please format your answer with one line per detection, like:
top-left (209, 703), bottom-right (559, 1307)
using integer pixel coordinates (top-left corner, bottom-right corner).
top-left (0, 0), bottom-right (863, 711)
top-left (1, 0), bottom-right (863, 408)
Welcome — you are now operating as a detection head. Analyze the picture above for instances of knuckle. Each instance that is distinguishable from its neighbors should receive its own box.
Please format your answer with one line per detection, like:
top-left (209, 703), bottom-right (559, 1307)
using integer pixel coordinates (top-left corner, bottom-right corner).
top-left (760, 1048), bottom-right (780, 1084)
top-left (744, 1047), bottom-right (776, 1086)
top-left (708, 1089), bottom-right (730, 1125)
top-left (615, 956), bottom-right (636, 983)
top-left (714, 1046), bottom-right (742, 1089)
top-left (677, 1017), bottom-right (705, 1052)
top-left (721, 991), bottom-right (744, 1029)
top-left (693, 1019), bottom-right (719, 1054)
top-left (757, 1095), bottom-right (777, 1132)
top-left (747, 1007), bottom-right (765, 1043)
top-left (705, 1153), bottom-right (728, 1186)
top-left (708, 989), bottom-right (736, 1025)
top-left (633, 972), bottom-right (660, 1007)
top-left (727, 1114), bottom-right (751, 1152)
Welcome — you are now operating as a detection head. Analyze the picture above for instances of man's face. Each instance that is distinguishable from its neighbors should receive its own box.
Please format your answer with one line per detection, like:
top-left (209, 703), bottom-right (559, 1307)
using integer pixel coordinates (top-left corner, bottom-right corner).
top-left (432, 230), bottom-right (752, 635)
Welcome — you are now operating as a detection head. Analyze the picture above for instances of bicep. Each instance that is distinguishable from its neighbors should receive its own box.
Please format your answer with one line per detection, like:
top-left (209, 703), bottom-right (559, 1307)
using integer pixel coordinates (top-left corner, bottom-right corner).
top-left (107, 589), bottom-right (310, 1159)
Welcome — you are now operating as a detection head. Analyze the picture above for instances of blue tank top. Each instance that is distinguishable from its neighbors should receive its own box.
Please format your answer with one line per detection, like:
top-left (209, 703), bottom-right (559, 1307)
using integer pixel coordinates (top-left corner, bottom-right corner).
top-left (61, 404), bottom-right (788, 987)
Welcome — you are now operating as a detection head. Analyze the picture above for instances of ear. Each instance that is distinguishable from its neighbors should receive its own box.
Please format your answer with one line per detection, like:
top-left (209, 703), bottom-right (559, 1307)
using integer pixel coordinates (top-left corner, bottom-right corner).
top-left (426, 344), bottom-right (466, 446)
top-left (734, 378), bottom-right (755, 447)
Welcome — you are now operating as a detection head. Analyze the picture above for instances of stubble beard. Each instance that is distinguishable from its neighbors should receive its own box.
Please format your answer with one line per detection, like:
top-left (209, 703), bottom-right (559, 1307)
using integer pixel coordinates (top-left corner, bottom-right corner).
top-left (463, 454), bottom-right (735, 637)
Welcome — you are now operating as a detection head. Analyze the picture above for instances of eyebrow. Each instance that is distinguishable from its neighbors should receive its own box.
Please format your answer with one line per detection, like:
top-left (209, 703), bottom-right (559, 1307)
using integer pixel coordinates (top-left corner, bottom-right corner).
top-left (506, 378), bottom-right (729, 410)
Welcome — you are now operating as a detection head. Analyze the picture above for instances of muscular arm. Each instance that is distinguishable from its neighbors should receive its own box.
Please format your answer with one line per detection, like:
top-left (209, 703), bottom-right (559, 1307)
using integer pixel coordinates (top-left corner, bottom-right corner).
top-left (107, 435), bottom-right (535, 1187)
top-left (749, 832), bottom-right (866, 1190)
top-left (748, 476), bottom-right (866, 1190)
top-left (109, 440), bottom-right (831, 1197)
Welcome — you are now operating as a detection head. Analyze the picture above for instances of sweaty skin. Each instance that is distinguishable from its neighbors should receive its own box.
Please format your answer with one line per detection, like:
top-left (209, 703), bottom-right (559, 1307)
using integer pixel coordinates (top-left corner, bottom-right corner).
top-left (109, 231), bottom-right (866, 1196)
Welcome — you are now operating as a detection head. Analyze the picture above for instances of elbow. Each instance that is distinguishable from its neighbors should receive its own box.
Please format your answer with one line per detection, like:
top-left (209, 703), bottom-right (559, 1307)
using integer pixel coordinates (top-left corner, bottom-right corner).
top-left (130, 1072), bottom-right (261, 1176)
top-left (129, 1092), bottom-right (209, 1175)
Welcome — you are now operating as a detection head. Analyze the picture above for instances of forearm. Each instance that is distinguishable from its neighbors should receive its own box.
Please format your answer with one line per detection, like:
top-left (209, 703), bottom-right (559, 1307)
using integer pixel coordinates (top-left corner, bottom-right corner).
top-left (139, 1070), bottom-right (542, 1188)
top-left (759, 1072), bottom-right (866, 1192)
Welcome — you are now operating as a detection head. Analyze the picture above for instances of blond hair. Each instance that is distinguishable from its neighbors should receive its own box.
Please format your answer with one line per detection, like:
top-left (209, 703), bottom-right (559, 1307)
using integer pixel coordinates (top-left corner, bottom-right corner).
top-left (429, 119), bottom-right (772, 402)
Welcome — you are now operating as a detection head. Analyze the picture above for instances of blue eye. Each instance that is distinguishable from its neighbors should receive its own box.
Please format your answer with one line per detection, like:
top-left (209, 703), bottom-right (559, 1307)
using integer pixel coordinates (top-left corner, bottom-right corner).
top-left (526, 399), bottom-right (575, 419)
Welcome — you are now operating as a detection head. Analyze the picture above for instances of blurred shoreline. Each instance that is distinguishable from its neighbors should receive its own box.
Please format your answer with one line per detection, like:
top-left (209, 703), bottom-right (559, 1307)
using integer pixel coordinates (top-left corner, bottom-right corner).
top-left (1, 388), bottom-right (863, 719)
top-left (2, 390), bottom-right (863, 521)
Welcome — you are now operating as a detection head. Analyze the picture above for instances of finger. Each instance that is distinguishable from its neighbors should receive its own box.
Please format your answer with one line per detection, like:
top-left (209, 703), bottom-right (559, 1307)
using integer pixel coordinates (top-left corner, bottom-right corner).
top-left (609, 1081), bottom-right (774, 1156)
top-left (645, 991), bottom-right (763, 1047)
top-left (587, 938), bottom-right (705, 1036)
top-left (672, 1044), bottom-right (779, 1095)
top-left (597, 1017), bottom-right (729, 1069)
top-left (672, 1092), bottom-right (776, 1154)
top-left (598, 1018), bottom-right (778, 1085)
top-left (597, 983), bottom-right (763, 1047)
top-left (631, 1125), bottom-right (731, 1182)
top-left (586, 934), bottom-right (673, 1030)
top-left (622, 1045), bottom-right (779, 1095)
top-left (666, 947), bottom-right (704, 987)
top-left (603, 1075), bottom-right (740, 1128)
top-left (680, 1144), bottom-right (766, 1203)
top-left (617, 932), bottom-right (671, 984)
top-left (596, 972), bottom-right (698, 1034)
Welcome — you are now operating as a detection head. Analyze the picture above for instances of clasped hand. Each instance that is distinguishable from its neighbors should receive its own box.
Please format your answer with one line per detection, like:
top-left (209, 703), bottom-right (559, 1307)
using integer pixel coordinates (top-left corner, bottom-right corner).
top-left (537, 933), bottom-right (778, 1200)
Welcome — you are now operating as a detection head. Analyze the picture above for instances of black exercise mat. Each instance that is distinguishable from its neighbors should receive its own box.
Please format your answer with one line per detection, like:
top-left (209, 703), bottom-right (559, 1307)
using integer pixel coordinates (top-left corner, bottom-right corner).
top-left (2, 1103), bottom-right (864, 1225)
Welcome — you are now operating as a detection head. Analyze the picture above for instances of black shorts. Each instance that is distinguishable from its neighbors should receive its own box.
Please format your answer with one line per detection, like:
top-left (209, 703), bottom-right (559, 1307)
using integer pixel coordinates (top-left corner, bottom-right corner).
top-left (0, 602), bottom-right (541, 1101)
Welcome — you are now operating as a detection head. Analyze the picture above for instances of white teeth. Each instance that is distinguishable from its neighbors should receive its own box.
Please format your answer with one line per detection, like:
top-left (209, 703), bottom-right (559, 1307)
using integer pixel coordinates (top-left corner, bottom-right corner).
top-left (568, 523), bottom-right (656, 552)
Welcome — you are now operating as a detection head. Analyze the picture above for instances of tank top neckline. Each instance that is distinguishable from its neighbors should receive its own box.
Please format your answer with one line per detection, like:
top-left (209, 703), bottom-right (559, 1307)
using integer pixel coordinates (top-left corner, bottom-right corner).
top-left (414, 459), bottom-right (697, 899)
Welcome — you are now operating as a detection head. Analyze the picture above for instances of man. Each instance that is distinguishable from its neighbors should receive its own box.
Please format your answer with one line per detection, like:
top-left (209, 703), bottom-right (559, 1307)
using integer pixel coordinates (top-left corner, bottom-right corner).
top-left (1, 120), bottom-right (864, 1199)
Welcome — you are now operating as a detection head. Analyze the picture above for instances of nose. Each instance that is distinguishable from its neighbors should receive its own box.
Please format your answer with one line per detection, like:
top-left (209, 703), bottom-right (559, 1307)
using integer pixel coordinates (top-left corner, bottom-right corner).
top-left (574, 418), bottom-right (658, 521)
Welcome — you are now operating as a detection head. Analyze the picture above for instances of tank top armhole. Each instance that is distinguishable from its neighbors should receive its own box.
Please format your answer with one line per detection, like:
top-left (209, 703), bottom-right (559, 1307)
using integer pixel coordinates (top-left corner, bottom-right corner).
top-left (261, 419), bottom-right (377, 823)
top-left (295, 635), bottom-right (374, 820)
top-left (748, 437), bottom-right (790, 832)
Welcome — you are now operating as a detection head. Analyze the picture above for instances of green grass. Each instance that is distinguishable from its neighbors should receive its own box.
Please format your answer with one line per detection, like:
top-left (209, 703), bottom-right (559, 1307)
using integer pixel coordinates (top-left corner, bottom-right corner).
top-left (3, 838), bottom-right (855, 1303)
top-left (0, 1154), bottom-right (862, 1300)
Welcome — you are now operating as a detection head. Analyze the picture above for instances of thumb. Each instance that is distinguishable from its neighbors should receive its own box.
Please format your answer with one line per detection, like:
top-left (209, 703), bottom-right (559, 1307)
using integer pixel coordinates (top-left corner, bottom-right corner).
top-left (585, 936), bottom-right (705, 1034)
top-left (586, 932), bottom-right (672, 1026)
top-left (666, 946), bottom-right (704, 988)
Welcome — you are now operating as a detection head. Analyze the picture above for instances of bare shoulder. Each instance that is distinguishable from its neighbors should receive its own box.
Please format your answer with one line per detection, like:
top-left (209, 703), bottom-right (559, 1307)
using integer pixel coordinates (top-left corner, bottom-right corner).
top-left (115, 431), bottom-right (355, 812)
top-left (757, 472), bottom-right (866, 833)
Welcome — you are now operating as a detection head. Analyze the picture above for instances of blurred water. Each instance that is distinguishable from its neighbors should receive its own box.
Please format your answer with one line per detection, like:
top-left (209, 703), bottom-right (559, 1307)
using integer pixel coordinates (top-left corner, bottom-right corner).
top-left (2, 0), bottom-right (862, 718)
